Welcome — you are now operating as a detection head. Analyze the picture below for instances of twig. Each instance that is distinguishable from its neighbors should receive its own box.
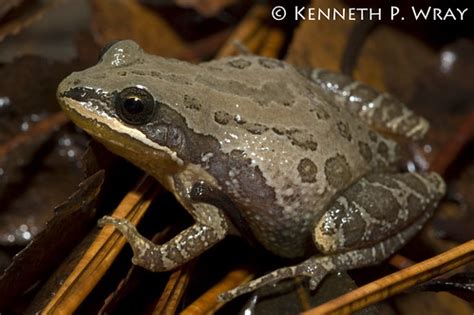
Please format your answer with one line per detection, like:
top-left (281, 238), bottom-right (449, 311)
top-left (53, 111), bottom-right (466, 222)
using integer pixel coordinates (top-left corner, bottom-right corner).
top-left (216, 4), bottom-right (269, 57)
top-left (302, 239), bottom-right (474, 315)
top-left (259, 27), bottom-right (285, 58)
top-left (388, 254), bottom-right (416, 270)
top-left (0, 0), bottom-right (64, 42)
top-left (42, 175), bottom-right (158, 314)
top-left (180, 267), bottom-right (254, 315)
top-left (153, 262), bottom-right (195, 315)
top-left (430, 110), bottom-right (474, 175)
top-left (0, 111), bottom-right (68, 157)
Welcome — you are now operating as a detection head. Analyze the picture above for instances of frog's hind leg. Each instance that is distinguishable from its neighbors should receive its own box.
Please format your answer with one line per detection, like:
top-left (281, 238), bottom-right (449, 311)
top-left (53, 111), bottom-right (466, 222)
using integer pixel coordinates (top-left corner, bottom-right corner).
top-left (306, 69), bottom-right (429, 140)
top-left (220, 216), bottom-right (429, 302)
top-left (219, 171), bottom-right (445, 302)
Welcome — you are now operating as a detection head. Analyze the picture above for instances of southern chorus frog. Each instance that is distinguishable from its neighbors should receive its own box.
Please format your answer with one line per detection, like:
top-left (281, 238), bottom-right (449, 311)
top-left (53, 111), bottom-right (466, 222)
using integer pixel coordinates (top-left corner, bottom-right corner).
top-left (57, 40), bottom-right (445, 301)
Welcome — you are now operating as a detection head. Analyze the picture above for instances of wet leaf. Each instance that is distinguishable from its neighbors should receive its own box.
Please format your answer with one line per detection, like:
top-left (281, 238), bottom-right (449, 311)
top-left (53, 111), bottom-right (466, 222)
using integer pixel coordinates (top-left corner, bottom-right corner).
top-left (0, 56), bottom-right (70, 141)
top-left (0, 0), bottom-right (24, 20)
top-left (90, 0), bottom-right (188, 58)
top-left (173, 0), bottom-right (238, 17)
top-left (0, 0), bottom-right (62, 42)
top-left (392, 291), bottom-right (473, 315)
top-left (417, 272), bottom-right (474, 293)
top-left (250, 273), bottom-right (381, 315)
top-left (0, 171), bottom-right (104, 311)
top-left (0, 56), bottom-right (89, 246)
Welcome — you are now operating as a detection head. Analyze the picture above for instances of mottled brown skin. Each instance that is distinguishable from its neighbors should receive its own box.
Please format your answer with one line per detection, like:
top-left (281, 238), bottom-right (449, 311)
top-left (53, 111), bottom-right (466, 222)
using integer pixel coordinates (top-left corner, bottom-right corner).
top-left (56, 40), bottom-right (445, 302)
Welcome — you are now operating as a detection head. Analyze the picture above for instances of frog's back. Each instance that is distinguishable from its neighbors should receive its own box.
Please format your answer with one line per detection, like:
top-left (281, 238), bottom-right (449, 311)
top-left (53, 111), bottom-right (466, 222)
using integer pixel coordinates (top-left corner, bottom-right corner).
top-left (152, 55), bottom-right (400, 257)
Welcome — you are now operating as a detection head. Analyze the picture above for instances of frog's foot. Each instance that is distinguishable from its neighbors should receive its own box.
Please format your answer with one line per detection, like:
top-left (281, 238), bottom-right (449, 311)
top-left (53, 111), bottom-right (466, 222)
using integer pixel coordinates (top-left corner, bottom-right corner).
top-left (98, 215), bottom-right (163, 266)
top-left (218, 256), bottom-right (329, 302)
top-left (98, 215), bottom-right (133, 231)
top-left (97, 215), bottom-right (228, 272)
top-left (97, 215), bottom-right (146, 249)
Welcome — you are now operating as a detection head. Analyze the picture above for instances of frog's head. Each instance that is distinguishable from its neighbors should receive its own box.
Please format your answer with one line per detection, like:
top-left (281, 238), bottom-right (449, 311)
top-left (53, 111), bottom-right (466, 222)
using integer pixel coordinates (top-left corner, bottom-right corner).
top-left (57, 40), bottom-right (196, 178)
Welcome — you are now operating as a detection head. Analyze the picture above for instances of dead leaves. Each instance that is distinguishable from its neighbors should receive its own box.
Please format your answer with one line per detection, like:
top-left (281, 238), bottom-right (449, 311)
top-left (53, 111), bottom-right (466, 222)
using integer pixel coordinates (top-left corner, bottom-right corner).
top-left (0, 0), bottom-right (63, 42)
top-left (90, 0), bottom-right (187, 58)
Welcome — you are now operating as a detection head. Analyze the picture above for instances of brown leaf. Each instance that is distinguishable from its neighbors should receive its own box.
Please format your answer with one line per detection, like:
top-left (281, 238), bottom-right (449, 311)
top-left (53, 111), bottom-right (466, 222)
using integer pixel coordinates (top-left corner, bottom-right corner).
top-left (217, 4), bottom-right (286, 58)
top-left (304, 240), bottom-right (474, 314)
top-left (286, 0), bottom-right (436, 94)
top-left (90, 0), bottom-right (188, 58)
top-left (0, 56), bottom-right (72, 142)
top-left (0, 0), bottom-right (63, 43)
top-left (181, 267), bottom-right (253, 314)
top-left (152, 262), bottom-right (195, 315)
top-left (39, 176), bottom-right (159, 314)
top-left (393, 291), bottom-right (473, 315)
top-left (98, 227), bottom-right (175, 314)
top-left (0, 171), bottom-right (104, 311)
top-left (174, 0), bottom-right (237, 17)
top-left (0, 56), bottom-right (89, 246)
top-left (0, 0), bottom-right (24, 20)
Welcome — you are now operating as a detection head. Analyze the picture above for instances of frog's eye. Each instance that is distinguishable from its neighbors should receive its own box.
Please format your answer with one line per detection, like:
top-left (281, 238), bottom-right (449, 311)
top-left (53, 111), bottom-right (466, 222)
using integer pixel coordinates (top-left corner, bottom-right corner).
top-left (115, 87), bottom-right (155, 125)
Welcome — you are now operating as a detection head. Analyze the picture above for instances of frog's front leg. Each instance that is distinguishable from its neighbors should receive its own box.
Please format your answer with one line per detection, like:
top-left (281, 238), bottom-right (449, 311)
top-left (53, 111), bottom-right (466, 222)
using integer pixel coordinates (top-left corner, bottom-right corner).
top-left (220, 171), bottom-right (445, 302)
top-left (98, 201), bottom-right (229, 272)
top-left (307, 69), bottom-right (429, 140)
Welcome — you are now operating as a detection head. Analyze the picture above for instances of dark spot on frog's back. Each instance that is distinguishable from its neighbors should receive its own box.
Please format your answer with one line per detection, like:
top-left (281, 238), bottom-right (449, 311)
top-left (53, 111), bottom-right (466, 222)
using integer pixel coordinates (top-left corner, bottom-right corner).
top-left (271, 127), bottom-right (318, 151)
top-left (286, 129), bottom-right (318, 151)
top-left (258, 58), bottom-right (284, 69)
top-left (377, 141), bottom-right (389, 160)
top-left (227, 59), bottom-right (252, 69)
top-left (131, 70), bottom-right (146, 75)
top-left (150, 71), bottom-right (161, 78)
top-left (183, 94), bottom-right (201, 111)
top-left (368, 130), bottom-right (378, 142)
top-left (358, 141), bottom-right (372, 162)
top-left (336, 121), bottom-right (352, 141)
top-left (311, 107), bottom-right (330, 120)
top-left (244, 122), bottom-right (268, 135)
top-left (272, 127), bottom-right (286, 135)
top-left (214, 111), bottom-right (232, 125)
top-left (297, 158), bottom-right (318, 183)
top-left (325, 154), bottom-right (351, 189)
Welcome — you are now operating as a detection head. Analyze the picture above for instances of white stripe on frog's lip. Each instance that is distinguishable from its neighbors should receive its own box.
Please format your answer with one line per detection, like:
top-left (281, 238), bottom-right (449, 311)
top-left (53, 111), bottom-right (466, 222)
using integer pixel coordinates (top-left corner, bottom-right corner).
top-left (61, 96), bottom-right (184, 166)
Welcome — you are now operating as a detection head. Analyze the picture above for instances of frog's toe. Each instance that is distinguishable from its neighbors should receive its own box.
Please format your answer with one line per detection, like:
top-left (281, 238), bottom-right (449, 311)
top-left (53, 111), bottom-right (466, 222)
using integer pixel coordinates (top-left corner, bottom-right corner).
top-left (217, 265), bottom-right (304, 303)
top-left (308, 273), bottom-right (325, 290)
top-left (97, 216), bottom-right (134, 233)
top-left (97, 215), bottom-right (118, 227)
top-left (217, 275), bottom-right (274, 303)
top-left (218, 282), bottom-right (260, 303)
top-left (217, 290), bottom-right (234, 303)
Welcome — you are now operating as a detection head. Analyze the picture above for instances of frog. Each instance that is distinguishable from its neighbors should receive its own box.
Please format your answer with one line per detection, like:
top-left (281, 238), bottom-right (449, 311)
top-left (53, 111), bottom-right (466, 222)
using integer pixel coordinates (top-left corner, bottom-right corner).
top-left (56, 40), bottom-right (445, 302)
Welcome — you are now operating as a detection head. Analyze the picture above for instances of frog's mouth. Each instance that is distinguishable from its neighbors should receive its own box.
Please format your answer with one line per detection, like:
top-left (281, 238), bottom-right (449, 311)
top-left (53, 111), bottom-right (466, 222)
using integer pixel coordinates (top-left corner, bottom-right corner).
top-left (58, 86), bottom-right (116, 122)
top-left (60, 86), bottom-right (111, 104)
